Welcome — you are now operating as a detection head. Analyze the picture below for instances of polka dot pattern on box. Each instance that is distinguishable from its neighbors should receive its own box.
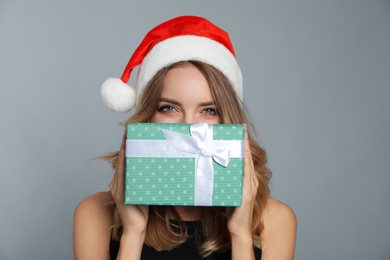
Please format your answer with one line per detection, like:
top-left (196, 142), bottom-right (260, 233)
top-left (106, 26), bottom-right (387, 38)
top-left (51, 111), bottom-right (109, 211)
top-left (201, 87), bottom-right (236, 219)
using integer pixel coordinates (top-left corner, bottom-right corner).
top-left (127, 123), bottom-right (190, 140)
top-left (125, 157), bottom-right (196, 206)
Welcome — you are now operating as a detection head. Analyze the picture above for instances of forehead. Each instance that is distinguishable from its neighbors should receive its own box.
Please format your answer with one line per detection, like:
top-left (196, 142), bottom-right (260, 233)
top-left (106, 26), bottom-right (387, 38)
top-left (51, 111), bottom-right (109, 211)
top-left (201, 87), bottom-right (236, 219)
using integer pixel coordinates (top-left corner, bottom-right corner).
top-left (160, 65), bottom-right (213, 102)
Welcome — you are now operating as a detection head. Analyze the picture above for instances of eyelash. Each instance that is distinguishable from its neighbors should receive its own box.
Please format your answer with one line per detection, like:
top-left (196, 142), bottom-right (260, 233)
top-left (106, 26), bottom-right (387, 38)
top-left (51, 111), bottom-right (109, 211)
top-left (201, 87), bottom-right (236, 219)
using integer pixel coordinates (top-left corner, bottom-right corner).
top-left (157, 105), bottom-right (177, 112)
top-left (157, 105), bottom-right (219, 116)
top-left (202, 107), bottom-right (218, 115)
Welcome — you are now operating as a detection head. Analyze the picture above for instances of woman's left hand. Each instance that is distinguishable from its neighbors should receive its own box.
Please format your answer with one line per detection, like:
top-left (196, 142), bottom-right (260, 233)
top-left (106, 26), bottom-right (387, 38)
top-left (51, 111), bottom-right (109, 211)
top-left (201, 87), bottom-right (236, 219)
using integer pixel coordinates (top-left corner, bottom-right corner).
top-left (227, 125), bottom-right (258, 259)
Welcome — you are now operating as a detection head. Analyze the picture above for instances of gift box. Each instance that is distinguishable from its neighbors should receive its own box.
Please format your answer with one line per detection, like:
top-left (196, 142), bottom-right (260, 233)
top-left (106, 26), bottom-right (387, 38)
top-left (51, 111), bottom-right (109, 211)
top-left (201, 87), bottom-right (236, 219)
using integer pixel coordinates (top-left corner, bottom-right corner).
top-left (124, 122), bottom-right (244, 207)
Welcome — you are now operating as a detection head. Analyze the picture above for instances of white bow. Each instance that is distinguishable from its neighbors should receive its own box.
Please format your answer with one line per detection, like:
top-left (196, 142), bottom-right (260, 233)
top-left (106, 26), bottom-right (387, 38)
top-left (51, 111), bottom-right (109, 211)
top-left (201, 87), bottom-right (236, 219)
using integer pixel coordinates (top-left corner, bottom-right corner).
top-left (161, 122), bottom-right (231, 206)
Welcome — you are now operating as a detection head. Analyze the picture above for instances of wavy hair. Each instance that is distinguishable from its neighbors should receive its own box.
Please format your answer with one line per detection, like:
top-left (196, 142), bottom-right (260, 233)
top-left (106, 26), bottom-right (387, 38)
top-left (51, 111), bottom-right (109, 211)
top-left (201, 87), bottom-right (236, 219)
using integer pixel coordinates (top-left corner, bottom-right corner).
top-left (103, 60), bottom-right (271, 256)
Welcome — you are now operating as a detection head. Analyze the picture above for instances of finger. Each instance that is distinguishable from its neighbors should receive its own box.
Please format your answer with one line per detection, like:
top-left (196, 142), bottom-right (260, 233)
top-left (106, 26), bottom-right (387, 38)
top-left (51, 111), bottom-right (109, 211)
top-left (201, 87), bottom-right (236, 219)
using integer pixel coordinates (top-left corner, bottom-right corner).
top-left (116, 129), bottom-right (127, 175)
top-left (116, 130), bottom-right (128, 199)
top-left (251, 171), bottom-right (259, 196)
top-left (111, 130), bottom-right (127, 194)
top-left (117, 148), bottom-right (125, 172)
top-left (242, 125), bottom-right (251, 197)
top-left (116, 148), bottom-right (126, 188)
top-left (243, 124), bottom-right (258, 196)
top-left (120, 128), bottom-right (127, 150)
top-left (243, 125), bottom-right (254, 170)
top-left (243, 124), bottom-right (250, 151)
top-left (109, 175), bottom-right (115, 190)
top-left (243, 124), bottom-right (253, 176)
top-left (109, 167), bottom-right (118, 194)
top-left (110, 164), bottom-right (118, 191)
top-left (243, 150), bottom-right (253, 200)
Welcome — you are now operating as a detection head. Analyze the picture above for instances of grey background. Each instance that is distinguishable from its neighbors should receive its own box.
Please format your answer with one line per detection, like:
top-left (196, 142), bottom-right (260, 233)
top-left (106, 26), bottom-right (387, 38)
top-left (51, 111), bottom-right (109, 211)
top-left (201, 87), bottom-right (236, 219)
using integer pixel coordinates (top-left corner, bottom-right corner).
top-left (1, 1), bottom-right (389, 259)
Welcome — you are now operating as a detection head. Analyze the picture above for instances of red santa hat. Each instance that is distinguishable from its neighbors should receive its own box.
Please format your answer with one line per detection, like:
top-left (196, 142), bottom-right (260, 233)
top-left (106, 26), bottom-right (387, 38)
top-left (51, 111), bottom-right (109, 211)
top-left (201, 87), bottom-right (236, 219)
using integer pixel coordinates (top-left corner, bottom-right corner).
top-left (101, 15), bottom-right (243, 113)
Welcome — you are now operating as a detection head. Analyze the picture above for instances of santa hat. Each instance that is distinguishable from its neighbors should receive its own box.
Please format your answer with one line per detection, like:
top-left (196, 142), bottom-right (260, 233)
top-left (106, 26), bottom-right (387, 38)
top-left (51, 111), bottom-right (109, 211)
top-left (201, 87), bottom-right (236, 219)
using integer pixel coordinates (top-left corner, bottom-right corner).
top-left (101, 15), bottom-right (243, 113)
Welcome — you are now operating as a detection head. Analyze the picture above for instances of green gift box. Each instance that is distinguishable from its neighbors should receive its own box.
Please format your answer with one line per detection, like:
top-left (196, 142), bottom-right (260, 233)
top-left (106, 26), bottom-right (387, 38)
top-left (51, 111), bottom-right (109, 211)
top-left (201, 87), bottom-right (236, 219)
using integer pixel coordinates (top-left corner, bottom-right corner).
top-left (124, 122), bottom-right (244, 207)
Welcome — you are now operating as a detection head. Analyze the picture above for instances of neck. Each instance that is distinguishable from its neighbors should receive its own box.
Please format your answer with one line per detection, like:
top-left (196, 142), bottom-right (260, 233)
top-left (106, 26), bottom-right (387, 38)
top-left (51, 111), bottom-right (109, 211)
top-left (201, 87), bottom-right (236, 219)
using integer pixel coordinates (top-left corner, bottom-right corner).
top-left (172, 206), bottom-right (203, 221)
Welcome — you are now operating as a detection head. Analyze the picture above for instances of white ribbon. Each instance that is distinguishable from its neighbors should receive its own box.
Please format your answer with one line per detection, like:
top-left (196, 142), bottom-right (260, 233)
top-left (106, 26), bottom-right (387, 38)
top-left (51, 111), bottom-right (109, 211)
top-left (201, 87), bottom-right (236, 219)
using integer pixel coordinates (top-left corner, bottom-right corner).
top-left (161, 122), bottom-right (231, 206)
top-left (126, 123), bottom-right (243, 206)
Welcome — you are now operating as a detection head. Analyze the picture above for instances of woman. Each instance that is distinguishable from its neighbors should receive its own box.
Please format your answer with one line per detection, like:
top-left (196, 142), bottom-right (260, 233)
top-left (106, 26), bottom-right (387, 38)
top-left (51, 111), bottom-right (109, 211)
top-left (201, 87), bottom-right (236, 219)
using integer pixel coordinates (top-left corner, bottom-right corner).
top-left (74, 16), bottom-right (296, 259)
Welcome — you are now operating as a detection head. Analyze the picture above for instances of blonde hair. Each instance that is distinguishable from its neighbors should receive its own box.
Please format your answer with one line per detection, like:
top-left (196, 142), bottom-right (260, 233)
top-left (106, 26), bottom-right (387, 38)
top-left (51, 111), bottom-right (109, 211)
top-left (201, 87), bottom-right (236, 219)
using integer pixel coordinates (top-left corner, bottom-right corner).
top-left (104, 61), bottom-right (271, 256)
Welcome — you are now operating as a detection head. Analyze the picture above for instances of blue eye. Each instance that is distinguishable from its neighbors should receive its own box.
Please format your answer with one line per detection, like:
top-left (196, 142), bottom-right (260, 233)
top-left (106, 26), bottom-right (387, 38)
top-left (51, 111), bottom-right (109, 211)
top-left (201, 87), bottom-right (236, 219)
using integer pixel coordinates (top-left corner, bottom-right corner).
top-left (158, 105), bottom-right (177, 112)
top-left (203, 107), bottom-right (218, 115)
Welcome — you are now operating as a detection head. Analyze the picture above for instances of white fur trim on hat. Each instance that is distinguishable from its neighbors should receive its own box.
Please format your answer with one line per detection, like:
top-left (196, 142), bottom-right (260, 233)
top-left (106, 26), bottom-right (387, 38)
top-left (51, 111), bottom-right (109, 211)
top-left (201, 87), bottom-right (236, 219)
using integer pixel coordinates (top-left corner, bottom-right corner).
top-left (135, 35), bottom-right (243, 105)
top-left (101, 78), bottom-right (136, 113)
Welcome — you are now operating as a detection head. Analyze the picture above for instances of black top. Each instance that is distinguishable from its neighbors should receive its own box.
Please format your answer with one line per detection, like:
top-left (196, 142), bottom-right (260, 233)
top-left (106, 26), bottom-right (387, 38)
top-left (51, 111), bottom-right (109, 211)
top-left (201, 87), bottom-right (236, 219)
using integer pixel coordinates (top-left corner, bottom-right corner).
top-left (109, 221), bottom-right (262, 260)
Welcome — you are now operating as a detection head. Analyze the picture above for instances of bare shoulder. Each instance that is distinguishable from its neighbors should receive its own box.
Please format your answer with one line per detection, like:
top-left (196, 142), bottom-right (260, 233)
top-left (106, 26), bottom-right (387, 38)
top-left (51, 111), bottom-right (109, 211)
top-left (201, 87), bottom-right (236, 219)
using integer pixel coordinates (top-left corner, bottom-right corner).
top-left (73, 192), bottom-right (114, 259)
top-left (263, 197), bottom-right (297, 225)
top-left (74, 191), bottom-right (114, 224)
top-left (261, 197), bottom-right (297, 259)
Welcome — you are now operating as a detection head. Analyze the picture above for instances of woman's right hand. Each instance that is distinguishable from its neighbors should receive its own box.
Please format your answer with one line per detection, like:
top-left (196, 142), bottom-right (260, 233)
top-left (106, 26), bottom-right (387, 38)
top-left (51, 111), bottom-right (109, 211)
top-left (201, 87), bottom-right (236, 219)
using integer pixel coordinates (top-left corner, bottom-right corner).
top-left (109, 130), bottom-right (149, 258)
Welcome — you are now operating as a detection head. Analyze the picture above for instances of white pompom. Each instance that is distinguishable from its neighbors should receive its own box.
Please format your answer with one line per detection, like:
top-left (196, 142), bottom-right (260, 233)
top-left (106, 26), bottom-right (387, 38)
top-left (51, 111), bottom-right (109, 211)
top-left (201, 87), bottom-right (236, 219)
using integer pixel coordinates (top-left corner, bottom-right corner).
top-left (101, 78), bottom-right (136, 113)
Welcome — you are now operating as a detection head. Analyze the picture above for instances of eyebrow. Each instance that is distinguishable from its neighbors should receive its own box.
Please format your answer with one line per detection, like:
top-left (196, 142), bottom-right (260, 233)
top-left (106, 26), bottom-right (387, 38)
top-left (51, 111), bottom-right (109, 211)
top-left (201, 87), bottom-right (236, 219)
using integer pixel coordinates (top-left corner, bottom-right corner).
top-left (159, 97), bottom-right (215, 107)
